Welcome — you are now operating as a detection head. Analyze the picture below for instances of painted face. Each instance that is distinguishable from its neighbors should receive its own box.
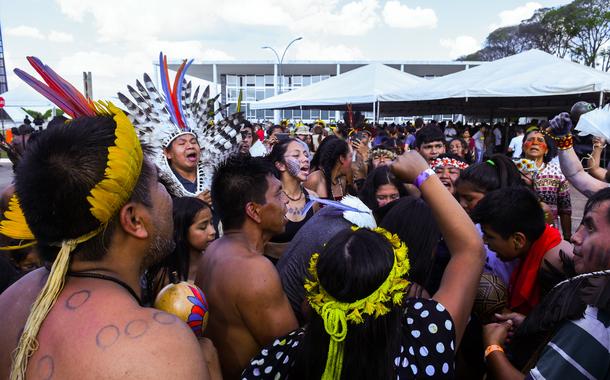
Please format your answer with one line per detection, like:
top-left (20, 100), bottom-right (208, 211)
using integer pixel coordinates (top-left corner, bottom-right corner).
top-left (165, 134), bottom-right (200, 173)
top-left (449, 140), bottom-right (464, 158)
top-left (239, 128), bottom-right (254, 154)
top-left (455, 180), bottom-right (486, 214)
top-left (480, 225), bottom-right (521, 261)
top-left (417, 140), bottom-right (446, 162)
top-left (259, 174), bottom-right (289, 235)
top-left (375, 184), bottom-right (400, 208)
top-left (434, 165), bottom-right (461, 195)
top-left (372, 153), bottom-right (393, 168)
top-left (281, 141), bottom-right (311, 182)
top-left (523, 132), bottom-right (548, 161)
top-left (187, 207), bottom-right (216, 253)
top-left (571, 201), bottom-right (610, 274)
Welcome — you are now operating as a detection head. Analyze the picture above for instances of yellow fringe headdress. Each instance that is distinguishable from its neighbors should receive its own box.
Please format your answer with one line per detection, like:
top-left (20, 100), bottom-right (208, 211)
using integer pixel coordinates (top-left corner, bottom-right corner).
top-left (7, 57), bottom-right (143, 380)
top-left (304, 226), bottom-right (410, 380)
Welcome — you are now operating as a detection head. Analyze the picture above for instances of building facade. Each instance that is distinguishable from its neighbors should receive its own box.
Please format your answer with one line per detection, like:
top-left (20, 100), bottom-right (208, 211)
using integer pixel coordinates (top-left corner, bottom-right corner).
top-left (168, 60), bottom-right (482, 123)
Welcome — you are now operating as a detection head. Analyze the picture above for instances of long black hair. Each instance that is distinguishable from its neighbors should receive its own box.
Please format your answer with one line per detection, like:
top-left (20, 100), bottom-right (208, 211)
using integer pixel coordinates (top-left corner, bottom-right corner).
top-left (310, 136), bottom-right (349, 199)
top-left (291, 228), bottom-right (402, 379)
top-left (267, 138), bottom-right (308, 178)
top-left (456, 153), bottom-right (524, 193)
top-left (358, 166), bottom-right (407, 211)
top-left (144, 196), bottom-right (210, 303)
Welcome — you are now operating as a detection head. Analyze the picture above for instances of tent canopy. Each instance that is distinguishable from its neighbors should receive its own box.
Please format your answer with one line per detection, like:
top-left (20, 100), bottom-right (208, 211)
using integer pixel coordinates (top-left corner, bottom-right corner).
top-left (251, 63), bottom-right (424, 110)
top-left (379, 50), bottom-right (610, 117)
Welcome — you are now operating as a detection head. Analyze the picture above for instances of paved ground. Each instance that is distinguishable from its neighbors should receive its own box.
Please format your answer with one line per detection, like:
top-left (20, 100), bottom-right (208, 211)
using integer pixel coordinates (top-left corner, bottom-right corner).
top-left (0, 160), bottom-right (13, 190)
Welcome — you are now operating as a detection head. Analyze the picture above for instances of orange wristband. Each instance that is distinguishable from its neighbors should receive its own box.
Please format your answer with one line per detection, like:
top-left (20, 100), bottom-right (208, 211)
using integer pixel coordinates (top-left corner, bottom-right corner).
top-left (484, 344), bottom-right (504, 359)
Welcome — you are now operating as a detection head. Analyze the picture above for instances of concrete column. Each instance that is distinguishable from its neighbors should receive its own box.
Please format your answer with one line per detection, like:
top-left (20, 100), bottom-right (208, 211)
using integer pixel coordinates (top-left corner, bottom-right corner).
top-left (334, 63), bottom-right (341, 122)
top-left (273, 63), bottom-right (280, 123)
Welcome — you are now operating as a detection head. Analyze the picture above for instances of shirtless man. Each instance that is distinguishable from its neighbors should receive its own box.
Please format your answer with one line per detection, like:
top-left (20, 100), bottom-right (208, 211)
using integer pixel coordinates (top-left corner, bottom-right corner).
top-left (0, 116), bottom-right (212, 379)
top-left (197, 156), bottom-right (298, 379)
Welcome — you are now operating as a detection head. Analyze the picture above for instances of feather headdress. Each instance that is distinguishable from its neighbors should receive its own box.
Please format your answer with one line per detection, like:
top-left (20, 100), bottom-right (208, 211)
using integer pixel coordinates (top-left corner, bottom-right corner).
top-left (10, 57), bottom-right (143, 380)
top-left (119, 53), bottom-right (245, 197)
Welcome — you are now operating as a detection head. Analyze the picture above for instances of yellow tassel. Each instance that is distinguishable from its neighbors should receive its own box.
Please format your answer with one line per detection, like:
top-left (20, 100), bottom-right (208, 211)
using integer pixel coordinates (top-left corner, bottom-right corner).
top-left (9, 227), bottom-right (102, 380)
top-left (0, 195), bottom-right (35, 241)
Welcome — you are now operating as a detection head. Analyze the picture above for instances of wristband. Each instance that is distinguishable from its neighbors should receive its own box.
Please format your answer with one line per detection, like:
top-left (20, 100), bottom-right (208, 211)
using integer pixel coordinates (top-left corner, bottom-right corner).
top-left (554, 134), bottom-right (574, 150)
top-left (414, 168), bottom-right (436, 189)
top-left (484, 344), bottom-right (504, 359)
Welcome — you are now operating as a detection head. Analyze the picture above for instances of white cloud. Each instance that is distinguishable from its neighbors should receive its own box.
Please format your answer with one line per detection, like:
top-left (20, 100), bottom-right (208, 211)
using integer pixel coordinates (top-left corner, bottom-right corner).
top-left (293, 41), bottom-right (363, 60)
top-left (294, 0), bottom-right (380, 36)
top-left (382, 1), bottom-right (437, 29)
top-left (48, 30), bottom-right (74, 43)
top-left (440, 36), bottom-right (480, 59)
top-left (490, 2), bottom-right (542, 30)
top-left (6, 25), bottom-right (45, 40)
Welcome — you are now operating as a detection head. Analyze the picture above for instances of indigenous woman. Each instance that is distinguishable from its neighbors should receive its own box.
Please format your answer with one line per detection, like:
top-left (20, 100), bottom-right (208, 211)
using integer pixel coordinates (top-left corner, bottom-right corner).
top-left (522, 129), bottom-right (572, 238)
top-left (265, 139), bottom-right (319, 263)
top-left (305, 136), bottom-right (353, 200)
top-left (358, 166), bottom-right (407, 211)
top-left (145, 197), bottom-right (215, 302)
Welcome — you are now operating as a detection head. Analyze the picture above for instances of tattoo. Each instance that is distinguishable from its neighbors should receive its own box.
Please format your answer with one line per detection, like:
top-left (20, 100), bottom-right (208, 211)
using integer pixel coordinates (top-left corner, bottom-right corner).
top-left (96, 325), bottom-right (120, 350)
top-left (65, 290), bottom-right (91, 310)
top-left (153, 311), bottom-right (177, 325)
top-left (36, 355), bottom-right (54, 380)
top-left (124, 319), bottom-right (149, 339)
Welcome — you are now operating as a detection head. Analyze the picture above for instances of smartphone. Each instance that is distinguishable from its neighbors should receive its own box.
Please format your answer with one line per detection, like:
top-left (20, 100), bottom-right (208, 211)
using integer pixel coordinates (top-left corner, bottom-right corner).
top-left (276, 133), bottom-right (290, 143)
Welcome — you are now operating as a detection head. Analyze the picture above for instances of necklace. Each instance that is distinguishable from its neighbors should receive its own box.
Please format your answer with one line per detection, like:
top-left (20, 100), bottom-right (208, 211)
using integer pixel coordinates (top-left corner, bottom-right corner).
top-left (283, 186), bottom-right (304, 202)
top-left (67, 271), bottom-right (143, 306)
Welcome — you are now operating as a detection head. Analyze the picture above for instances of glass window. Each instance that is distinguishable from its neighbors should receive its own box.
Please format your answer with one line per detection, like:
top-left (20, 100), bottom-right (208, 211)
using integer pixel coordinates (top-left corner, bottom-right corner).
top-left (228, 103), bottom-right (237, 114)
top-left (303, 76), bottom-right (311, 86)
top-left (282, 76), bottom-right (289, 88)
top-left (246, 88), bottom-right (255, 101)
top-left (265, 109), bottom-right (275, 118)
top-left (265, 75), bottom-right (275, 86)
top-left (265, 88), bottom-right (274, 98)
top-left (311, 76), bottom-right (320, 84)
top-left (246, 75), bottom-right (255, 86)
top-left (256, 109), bottom-right (265, 120)
top-left (255, 75), bottom-right (264, 87)
top-left (321, 110), bottom-right (330, 120)
top-left (311, 109), bottom-right (320, 119)
top-left (292, 75), bottom-right (302, 85)
top-left (226, 75), bottom-right (237, 87)
top-left (321, 75), bottom-right (330, 80)
top-left (283, 109), bottom-right (293, 119)
top-left (227, 88), bottom-right (238, 101)
top-left (256, 90), bottom-right (265, 101)
top-left (293, 109), bottom-right (302, 119)
top-left (302, 110), bottom-right (311, 120)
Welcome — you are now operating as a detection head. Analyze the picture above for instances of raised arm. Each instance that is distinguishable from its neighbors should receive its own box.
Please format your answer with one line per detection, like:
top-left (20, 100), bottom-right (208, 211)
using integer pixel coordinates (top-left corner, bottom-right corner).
top-left (548, 113), bottom-right (608, 198)
top-left (391, 151), bottom-right (485, 345)
top-left (587, 137), bottom-right (608, 181)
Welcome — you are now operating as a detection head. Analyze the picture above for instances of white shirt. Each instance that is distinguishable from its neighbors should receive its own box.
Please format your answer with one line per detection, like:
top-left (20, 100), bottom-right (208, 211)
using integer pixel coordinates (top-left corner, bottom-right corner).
top-left (493, 128), bottom-right (502, 146)
top-left (508, 135), bottom-right (524, 158)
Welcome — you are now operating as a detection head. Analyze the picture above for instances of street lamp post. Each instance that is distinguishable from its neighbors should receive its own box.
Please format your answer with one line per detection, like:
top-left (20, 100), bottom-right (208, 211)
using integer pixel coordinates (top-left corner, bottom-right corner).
top-left (262, 37), bottom-right (303, 122)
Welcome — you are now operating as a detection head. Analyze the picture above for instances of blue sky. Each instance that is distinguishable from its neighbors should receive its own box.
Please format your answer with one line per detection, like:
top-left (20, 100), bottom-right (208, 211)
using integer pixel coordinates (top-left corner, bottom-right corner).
top-left (1, 0), bottom-right (572, 98)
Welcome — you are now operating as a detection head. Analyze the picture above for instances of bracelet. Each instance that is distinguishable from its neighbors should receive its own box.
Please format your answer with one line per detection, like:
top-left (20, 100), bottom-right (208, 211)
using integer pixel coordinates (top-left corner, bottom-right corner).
top-left (484, 344), bottom-right (504, 359)
top-left (414, 168), bottom-right (436, 189)
top-left (555, 134), bottom-right (574, 150)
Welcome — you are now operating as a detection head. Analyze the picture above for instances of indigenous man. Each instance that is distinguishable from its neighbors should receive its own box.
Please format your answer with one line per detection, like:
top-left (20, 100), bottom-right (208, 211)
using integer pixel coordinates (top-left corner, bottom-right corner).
top-left (483, 188), bottom-right (610, 380)
top-left (415, 125), bottom-right (446, 163)
top-left (196, 156), bottom-right (298, 379)
top-left (472, 187), bottom-right (573, 315)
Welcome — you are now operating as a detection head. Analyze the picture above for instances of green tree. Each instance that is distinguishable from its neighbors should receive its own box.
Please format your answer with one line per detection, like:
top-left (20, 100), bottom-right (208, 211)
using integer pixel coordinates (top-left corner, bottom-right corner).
top-left (559, 0), bottom-right (610, 67)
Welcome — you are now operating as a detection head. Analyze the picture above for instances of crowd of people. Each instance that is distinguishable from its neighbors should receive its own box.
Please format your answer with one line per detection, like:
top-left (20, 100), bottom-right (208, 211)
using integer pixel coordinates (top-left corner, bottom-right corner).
top-left (0, 55), bottom-right (610, 380)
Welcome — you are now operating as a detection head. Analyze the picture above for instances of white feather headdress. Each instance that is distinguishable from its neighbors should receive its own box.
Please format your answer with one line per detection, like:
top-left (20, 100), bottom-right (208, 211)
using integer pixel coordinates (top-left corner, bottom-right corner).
top-left (118, 53), bottom-right (245, 197)
top-left (575, 104), bottom-right (610, 141)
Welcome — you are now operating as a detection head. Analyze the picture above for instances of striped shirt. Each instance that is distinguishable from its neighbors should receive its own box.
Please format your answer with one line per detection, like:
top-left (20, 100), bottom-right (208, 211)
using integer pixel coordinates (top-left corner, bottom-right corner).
top-left (527, 306), bottom-right (610, 380)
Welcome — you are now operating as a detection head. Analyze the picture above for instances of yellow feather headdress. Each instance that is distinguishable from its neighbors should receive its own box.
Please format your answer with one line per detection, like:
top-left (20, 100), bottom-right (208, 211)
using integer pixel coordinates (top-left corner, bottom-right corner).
top-left (7, 57), bottom-right (143, 380)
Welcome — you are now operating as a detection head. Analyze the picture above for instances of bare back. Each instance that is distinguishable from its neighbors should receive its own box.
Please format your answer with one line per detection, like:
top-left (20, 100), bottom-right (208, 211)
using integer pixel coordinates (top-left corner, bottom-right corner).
top-left (196, 237), bottom-right (297, 380)
top-left (0, 268), bottom-right (208, 380)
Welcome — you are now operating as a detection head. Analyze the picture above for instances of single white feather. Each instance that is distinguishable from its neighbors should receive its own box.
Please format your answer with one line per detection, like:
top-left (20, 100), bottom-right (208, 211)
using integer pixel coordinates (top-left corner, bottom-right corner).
top-left (340, 195), bottom-right (377, 229)
top-left (575, 104), bottom-right (610, 141)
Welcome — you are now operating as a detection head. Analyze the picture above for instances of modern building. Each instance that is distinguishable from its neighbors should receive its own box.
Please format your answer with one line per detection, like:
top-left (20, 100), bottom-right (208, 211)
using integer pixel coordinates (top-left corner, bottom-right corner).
top-left (168, 60), bottom-right (483, 123)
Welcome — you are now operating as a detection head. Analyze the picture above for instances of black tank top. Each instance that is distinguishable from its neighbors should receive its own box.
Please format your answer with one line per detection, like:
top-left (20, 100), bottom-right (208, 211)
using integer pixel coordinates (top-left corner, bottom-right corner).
top-left (270, 188), bottom-right (314, 244)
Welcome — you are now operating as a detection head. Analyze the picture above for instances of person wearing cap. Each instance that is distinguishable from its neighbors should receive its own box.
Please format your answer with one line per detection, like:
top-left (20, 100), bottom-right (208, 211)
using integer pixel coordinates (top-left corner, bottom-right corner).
top-left (295, 125), bottom-right (314, 152)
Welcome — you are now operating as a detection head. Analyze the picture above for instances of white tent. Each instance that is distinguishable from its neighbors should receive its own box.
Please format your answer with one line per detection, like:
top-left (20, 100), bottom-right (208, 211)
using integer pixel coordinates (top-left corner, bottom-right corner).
top-left (378, 50), bottom-right (610, 117)
top-left (251, 63), bottom-right (424, 110)
top-left (1, 84), bottom-right (54, 125)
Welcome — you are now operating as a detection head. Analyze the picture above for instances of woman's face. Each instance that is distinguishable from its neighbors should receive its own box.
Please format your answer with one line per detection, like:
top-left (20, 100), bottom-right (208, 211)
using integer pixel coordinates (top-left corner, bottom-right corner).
top-left (281, 141), bottom-right (311, 182)
top-left (339, 146), bottom-right (353, 174)
top-left (523, 132), bottom-right (548, 161)
top-left (187, 207), bottom-right (216, 253)
top-left (375, 184), bottom-right (400, 208)
top-left (455, 181), bottom-right (486, 215)
top-left (449, 140), bottom-right (465, 158)
top-left (462, 130), bottom-right (471, 139)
